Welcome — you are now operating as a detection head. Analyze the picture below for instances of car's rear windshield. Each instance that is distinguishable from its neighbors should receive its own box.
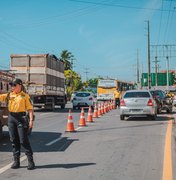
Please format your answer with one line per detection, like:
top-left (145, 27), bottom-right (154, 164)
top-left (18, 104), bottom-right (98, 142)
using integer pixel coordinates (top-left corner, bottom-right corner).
top-left (150, 91), bottom-right (158, 96)
top-left (76, 93), bottom-right (91, 97)
top-left (124, 92), bottom-right (150, 98)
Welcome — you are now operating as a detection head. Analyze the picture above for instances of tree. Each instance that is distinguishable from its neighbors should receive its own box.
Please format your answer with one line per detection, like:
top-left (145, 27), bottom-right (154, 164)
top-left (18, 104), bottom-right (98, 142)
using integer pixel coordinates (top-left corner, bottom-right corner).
top-left (64, 70), bottom-right (83, 98)
top-left (87, 78), bottom-right (98, 88)
top-left (60, 50), bottom-right (75, 70)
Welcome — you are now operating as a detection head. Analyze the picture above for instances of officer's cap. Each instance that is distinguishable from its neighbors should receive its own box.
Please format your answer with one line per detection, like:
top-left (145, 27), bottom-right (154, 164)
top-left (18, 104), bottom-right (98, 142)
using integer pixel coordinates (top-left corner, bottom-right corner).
top-left (10, 78), bottom-right (23, 86)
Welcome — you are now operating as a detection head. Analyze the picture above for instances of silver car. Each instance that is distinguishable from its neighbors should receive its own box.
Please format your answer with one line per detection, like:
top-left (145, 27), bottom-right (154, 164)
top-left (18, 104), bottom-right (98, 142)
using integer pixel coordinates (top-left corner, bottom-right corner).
top-left (120, 90), bottom-right (157, 120)
top-left (72, 92), bottom-right (96, 110)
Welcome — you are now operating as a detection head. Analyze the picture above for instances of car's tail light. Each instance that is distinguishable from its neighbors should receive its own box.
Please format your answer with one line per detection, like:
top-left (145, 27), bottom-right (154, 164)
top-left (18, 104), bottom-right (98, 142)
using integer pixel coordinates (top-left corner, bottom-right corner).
top-left (147, 99), bottom-right (153, 106)
top-left (120, 99), bottom-right (126, 106)
top-left (89, 97), bottom-right (93, 100)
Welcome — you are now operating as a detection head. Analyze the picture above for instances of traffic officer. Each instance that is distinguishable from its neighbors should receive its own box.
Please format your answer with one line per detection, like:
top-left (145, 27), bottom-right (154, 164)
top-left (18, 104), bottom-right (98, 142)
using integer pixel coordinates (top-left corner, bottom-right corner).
top-left (114, 89), bottom-right (122, 108)
top-left (0, 78), bottom-right (35, 170)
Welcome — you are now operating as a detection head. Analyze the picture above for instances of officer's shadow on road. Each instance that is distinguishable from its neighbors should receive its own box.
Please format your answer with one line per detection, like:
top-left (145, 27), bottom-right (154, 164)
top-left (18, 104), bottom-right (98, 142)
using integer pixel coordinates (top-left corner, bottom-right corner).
top-left (0, 131), bottom-right (78, 153)
top-left (35, 162), bottom-right (96, 169)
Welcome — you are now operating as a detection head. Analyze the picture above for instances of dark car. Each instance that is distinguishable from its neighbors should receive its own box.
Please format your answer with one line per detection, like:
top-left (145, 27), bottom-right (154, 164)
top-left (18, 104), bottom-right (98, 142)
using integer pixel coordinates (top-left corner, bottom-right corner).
top-left (150, 90), bottom-right (172, 113)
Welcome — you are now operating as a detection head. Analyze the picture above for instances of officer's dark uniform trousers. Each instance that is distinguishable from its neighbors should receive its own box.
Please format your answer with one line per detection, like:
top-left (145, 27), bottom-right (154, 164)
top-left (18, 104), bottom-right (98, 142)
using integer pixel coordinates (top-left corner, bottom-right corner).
top-left (8, 113), bottom-right (33, 157)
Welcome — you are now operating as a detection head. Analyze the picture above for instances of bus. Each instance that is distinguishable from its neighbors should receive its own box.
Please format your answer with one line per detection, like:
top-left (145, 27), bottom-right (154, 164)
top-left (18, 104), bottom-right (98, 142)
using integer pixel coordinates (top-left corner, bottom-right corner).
top-left (97, 79), bottom-right (134, 101)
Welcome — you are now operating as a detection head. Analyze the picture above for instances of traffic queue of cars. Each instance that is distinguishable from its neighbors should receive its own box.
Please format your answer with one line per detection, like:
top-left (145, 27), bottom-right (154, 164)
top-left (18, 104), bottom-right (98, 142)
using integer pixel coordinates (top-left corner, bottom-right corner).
top-left (71, 89), bottom-right (174, 121)
top-left (119, 89), bottom-right (174, 120)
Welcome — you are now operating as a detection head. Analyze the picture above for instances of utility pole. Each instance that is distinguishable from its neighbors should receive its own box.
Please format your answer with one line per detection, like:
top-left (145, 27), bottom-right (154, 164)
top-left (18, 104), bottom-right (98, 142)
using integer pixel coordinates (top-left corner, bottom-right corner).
top-left (147, 21), bottom-right (151, 89)
top-left (152, 45), bottom-right (160, 88)
top-left (137, 49), bottom-right (140, 85)
top-left (165, 45), bottom-right (169, 90)
top-left (84, 68), bottom-right (89, 82)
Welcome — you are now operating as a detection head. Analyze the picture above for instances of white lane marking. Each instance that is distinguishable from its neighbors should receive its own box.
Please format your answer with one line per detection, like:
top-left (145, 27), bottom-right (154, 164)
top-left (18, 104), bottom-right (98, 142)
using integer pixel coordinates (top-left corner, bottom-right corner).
top-left (39, 113), bottom-right (53, 116)
top-left (0, 156), bottom-right (26, 174)
top-left (45, 137), bottom-right (63, 146)
top-left (75, 127), bottom-right (82, 131)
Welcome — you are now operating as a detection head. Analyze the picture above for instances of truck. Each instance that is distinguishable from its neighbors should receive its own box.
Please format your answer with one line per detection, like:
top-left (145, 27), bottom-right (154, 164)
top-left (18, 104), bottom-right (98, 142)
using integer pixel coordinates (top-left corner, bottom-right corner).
top-left (10, 54), bottom-right (66, 110)
top-left (0, 71), bottom-right (14, 139)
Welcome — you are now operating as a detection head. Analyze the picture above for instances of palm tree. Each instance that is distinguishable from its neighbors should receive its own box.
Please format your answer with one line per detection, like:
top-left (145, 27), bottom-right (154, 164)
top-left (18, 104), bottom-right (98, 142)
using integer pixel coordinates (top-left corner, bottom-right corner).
top-left (60, 50), bottom-right (74, 70)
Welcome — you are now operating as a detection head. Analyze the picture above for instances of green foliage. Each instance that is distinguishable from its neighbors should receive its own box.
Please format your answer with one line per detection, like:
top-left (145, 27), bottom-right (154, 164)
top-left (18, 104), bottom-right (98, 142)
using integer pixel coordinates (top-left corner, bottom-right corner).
top-left (64, 70), bottom-right (83, 98)
top-left (87, 78), bottom-right (98, 87)
top-left (60, 50), bottom-right (75, 70)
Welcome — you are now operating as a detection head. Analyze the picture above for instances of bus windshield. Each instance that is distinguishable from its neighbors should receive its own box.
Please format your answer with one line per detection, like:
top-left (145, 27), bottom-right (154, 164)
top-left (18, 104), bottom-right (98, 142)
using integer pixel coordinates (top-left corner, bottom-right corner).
top-left (98, 80), bottom-right (116, 88)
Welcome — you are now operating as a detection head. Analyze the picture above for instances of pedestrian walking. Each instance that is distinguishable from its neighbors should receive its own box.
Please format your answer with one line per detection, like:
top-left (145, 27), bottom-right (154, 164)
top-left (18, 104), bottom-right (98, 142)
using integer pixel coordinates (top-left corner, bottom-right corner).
top-left (0, 78), bottom-right (35, 170)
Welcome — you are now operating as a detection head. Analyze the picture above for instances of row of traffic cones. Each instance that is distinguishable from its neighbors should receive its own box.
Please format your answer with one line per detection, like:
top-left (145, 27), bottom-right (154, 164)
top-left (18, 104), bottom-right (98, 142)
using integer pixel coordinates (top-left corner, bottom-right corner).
top-left (66, 101), bottom-right (116, 132)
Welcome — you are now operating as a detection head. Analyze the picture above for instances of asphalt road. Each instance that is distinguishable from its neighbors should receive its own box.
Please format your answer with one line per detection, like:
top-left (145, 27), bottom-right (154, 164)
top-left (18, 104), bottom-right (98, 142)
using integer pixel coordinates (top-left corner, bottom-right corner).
top-left (0, 103), bottom-right (176, 180)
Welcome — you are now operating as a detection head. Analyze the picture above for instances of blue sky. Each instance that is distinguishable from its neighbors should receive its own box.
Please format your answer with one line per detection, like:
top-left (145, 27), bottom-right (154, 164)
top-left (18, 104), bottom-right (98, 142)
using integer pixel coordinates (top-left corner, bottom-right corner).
top-left (0, 0), bottom-right (176, 82)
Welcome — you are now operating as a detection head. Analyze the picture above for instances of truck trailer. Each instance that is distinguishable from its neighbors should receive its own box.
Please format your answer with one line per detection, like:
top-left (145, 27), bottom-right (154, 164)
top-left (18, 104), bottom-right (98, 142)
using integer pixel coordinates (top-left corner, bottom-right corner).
top-left (0, 71), bottom-right (14, 139)
top-left (10, 54), bottom-right (66, 110)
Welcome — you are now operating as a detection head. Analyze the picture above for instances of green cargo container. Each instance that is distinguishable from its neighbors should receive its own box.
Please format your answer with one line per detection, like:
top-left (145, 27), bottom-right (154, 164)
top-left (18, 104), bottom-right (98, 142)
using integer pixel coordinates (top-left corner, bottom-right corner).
top-left (141, 72), bottom-right (174, 87)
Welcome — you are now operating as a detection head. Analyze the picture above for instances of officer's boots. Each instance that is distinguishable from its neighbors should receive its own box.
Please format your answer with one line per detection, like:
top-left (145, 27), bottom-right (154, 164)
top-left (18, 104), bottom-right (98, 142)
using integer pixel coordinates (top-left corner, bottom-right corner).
top-left (27, 155), bottom-right (35, 170)
top-left (11, 156), bottom-right (20, 169)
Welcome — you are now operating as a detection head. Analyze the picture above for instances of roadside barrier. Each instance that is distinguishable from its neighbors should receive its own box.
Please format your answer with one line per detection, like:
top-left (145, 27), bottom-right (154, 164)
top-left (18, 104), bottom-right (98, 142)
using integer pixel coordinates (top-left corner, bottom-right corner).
top-left (78, 108), bottom-right (87, 126)
top-left (66, 109), bottom-right (76, 132)
top-left (87, 106), bottom-right (94, 123)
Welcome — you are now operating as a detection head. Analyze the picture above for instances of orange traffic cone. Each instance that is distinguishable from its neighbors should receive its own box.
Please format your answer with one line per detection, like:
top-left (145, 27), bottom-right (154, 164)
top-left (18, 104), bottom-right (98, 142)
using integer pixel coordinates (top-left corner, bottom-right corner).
top-left (93, 104), bottom-right (98, 118)
top-left (113, 100), bottom-right (116, 109)
top-left (104, 103), bottom-right (107, 113)
top-left (97, 104), bottom-right (102, 117)
top-left (87, 106), bottom-right (94, 123)
top-left (66, 109), bottom-right (76, 132)
top-left (78, 108), bottom-right (87, 126)
top-left (101, 103), bottom-right (104, 114)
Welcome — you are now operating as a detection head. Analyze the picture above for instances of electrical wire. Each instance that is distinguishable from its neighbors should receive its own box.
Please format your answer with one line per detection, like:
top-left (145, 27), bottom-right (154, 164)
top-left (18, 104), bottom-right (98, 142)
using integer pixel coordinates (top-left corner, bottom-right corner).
top-left (164, 0), bottom-right (173, 43)
top-left (157, 0), bottom-right (164, 45)
top-left (5, 0), bottom-right (112, 29)
top-left (69, 0), bottom-right (176, 12)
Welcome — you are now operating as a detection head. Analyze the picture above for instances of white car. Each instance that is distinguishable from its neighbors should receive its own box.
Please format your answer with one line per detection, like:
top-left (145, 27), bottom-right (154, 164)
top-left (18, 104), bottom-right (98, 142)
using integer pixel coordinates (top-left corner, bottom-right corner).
top-left (120, 90), bottom-right (157, 120)
top-left (72, 92), bottom-right (96, 110)
top-left (70, 92), bottom-right (77, 102)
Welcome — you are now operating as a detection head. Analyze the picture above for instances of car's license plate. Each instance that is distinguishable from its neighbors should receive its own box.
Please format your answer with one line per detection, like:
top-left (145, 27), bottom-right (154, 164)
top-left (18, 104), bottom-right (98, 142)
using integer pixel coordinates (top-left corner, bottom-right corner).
top-left (79, 103), bottom-right (86, 105)
top-left (131, 109), bottom-right (141, 112)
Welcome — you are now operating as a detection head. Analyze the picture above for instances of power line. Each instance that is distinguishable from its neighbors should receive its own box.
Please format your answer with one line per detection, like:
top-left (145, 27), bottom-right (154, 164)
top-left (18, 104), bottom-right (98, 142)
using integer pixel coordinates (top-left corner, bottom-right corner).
top-left (0, 31), bottom-right (47, 53)
top-left (69, 0), bottom-right (176, 12)
top-left (6, 0), bottom-right (111, 29)
top-left (164, 0), bottom-right (173, 42)
top-left (157, 0), bottom-right (164, 45)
